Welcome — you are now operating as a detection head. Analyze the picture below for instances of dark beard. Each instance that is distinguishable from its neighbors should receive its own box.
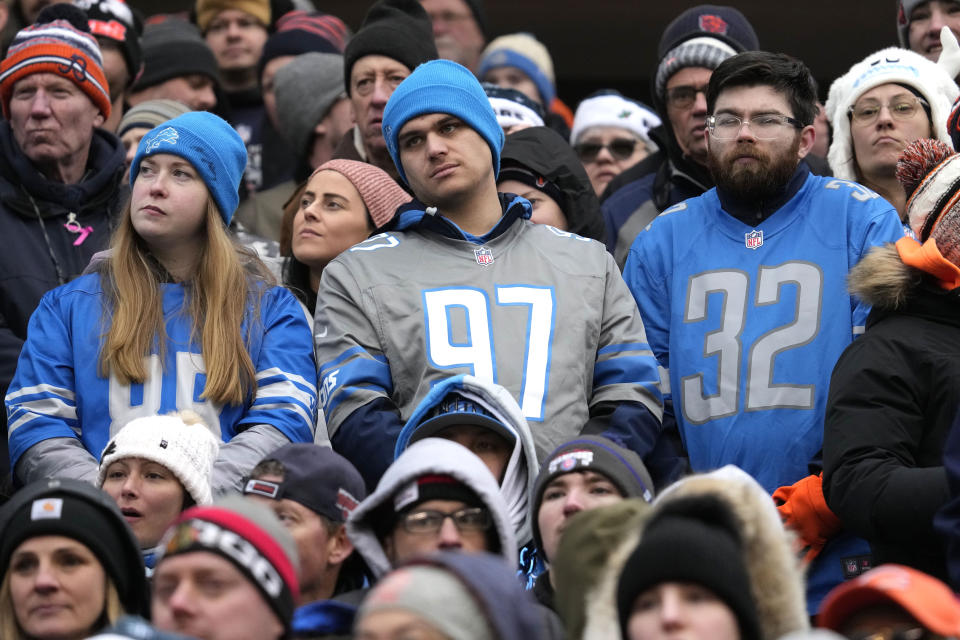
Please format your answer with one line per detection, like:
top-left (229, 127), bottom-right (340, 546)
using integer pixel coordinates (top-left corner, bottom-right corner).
top-left (707, 136), bottom-right (800, 202)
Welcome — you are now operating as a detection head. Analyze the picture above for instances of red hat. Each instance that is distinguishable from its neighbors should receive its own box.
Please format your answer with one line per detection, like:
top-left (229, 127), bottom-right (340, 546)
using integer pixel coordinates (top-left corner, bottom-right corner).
top-left (819, 565), bottom-right (960, 636)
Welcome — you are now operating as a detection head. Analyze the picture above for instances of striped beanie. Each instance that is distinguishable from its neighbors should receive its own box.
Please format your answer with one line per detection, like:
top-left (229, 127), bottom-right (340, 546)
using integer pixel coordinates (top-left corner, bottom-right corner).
top-left (0, 4), bottom-right (111, 119)
top-left (310, 159), bottom-right (411, 228)
top-left (259, 10), bottom-right (349, 78)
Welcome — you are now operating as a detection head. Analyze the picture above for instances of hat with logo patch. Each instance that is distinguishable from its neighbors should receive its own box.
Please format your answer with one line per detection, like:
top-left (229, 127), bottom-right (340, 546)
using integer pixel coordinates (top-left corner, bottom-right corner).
top-left (75, 0), bottom-right (144, 84)
top-left (570, 90), bottom-right (661, 149)
top-left (530, 436), bottom-right (654, 552)
top-left (244, 443), bottom-right (366, 524)
top-left (0, 479), bottom-right (148, 616)
top-left (156, 495), bottom-right (300, 634)
top-left (405, 391), bottom-right (517, 447)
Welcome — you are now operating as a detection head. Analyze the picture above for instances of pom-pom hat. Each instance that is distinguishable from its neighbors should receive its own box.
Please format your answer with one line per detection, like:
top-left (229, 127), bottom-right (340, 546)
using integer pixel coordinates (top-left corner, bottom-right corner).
top-left (896, 138), bottom-right (960, 269)
top-left (382, 59), bottom-right (504, 185)
top-left (825, 47), bottom-right (958, 181)
top-left (98, 413), bottom-right (220, 506)
top-left (130, 111), bottom-right (247, 225)
top-left (0, 4), bottom-right (111, 119)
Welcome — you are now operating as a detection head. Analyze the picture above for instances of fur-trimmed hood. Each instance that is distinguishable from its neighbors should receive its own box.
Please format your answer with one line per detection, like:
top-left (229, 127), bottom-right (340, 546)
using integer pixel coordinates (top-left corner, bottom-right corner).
top-left (847, 243), bottom-right (923, 310)
top-left (346, 438), bottom-right (518, 579)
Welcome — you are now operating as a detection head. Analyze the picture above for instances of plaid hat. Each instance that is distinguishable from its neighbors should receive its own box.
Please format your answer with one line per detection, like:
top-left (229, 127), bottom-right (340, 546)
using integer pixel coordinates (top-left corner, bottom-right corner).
top-left (157, 495), bottom-right (299, 633)
top-left (383, 59), bottom-right (504, 185)
top-left (244, 443), bottom-right (366, 524)
top-left (531, 436), bottom-right (654, 551)
top-left (570, 90), bottom-right (661, 148)
top-left (897, 0), bottom-right (926, 48)
top-left (274, 52), bottom-right (346, 160)
top-left (406, 391), bottom-right (517, 446)
top-left (616, 494), bottom-right (761, 640)
top-left (0, 479), bottom-right (149, 616)
top-left (75, 0), bottom-right (144, 82)
top-left (98, 413), bottom-right (220, 506)
top-left (310, 158), bottom-right (411, 228)
top-left (0, 4), bottom-right (111, 119)
top-left (819, 564), bottom-right (960, 635)
top-left (259, 10), bottom-right (348, 79)
top-left (117, 98), bottom-right (192, 137)
top-left (195, 0), bottom-right (270, 33)
top-left (130, 19), bottom-right (219, 93)
top-left (130, 111), bottom-right (247, 224)
top-left (344, 0), bottom-right (437, 94)
top-left (478, 32), bottom-right (556, 106)
top-left (483, 83), bottom-right (545, 130)
top-left (654, 5), bottom-right (758, 103)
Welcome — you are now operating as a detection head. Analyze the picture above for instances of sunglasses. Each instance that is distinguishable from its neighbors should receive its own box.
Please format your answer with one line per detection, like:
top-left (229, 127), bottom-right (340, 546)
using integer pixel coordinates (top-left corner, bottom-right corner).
top-left (575, 138), bottom-right (639, 162)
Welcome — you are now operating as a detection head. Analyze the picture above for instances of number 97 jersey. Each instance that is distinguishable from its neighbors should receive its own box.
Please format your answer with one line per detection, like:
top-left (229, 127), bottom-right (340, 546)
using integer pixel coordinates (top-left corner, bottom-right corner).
top-left (623, 174), bottom-right (904, 492)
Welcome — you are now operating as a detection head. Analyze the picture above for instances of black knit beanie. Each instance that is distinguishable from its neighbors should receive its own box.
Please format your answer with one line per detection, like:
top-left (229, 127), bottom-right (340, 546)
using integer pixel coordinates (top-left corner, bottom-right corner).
top-left (0, 479), bottom-right (148, 617)
top-left (616, 494), bottom-right (761, 640)
top-left (343, 0), bottom-right (437, 94)
top-left (131, 19), bottom-right (219, 92)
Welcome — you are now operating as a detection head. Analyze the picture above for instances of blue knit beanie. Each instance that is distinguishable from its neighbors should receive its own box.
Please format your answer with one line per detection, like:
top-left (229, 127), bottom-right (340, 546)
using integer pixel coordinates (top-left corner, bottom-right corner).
top-left (382, 59), bottom-right (504, 185)
top-left (129, 111), bottom-right (247, 225)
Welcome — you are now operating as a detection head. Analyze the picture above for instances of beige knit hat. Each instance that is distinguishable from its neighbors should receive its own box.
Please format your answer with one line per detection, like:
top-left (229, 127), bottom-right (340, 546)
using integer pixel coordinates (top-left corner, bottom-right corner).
top-left (195, 0), bottom-right (270, 32)
top-left (310, 159), bottom-right (411, 228)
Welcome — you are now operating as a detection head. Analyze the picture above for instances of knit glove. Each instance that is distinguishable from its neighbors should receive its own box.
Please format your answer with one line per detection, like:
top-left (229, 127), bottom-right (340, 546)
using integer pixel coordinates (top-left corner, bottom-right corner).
top-left (938, 25), bottom-right (960, 80)
top-left (772, 473), bottom-right (842, 565)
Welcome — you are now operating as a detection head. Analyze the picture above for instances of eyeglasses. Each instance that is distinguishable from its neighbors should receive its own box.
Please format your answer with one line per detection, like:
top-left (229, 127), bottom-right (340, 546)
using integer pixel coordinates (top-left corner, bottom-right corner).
top-left (848, 96), bottom-right (929, 125)
top-left (666, 84), bottom-right (709, 109)
top-left (400, 507), bottom-right (492, 534)
top-left (575, 138), bottom-right (639, 162)
top-left (707, 114), bottom-right (802, 140)
top-left (850, 627), bottom-right (927, 640)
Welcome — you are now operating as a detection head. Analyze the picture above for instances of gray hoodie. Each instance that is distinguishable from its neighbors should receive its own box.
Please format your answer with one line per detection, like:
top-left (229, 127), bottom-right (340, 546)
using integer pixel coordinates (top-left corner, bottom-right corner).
top-left (346, 438), bottom-right (518, 578)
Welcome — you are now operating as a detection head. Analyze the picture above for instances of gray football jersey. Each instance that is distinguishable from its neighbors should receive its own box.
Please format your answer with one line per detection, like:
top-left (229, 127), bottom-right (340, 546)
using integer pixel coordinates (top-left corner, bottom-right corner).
top-left (314, 218), bottom-right (663, 459)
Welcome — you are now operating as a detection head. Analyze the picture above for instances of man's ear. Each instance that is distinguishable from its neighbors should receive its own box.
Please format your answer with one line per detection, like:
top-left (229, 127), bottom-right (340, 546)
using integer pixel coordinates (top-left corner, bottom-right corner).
top-left (797, 124), bottom-right (816, 159)
top-left (94, 111), bottom-right (105, 128)
top-left (327, 524), bottom-right (355, 566)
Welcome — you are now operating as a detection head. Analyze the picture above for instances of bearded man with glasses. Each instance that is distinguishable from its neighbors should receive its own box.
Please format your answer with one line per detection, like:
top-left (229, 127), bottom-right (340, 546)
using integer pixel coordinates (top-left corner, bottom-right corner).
top-left (623, 51), bottom-right (904, 615)
top-left (825, 44), bottom-right (959, 220)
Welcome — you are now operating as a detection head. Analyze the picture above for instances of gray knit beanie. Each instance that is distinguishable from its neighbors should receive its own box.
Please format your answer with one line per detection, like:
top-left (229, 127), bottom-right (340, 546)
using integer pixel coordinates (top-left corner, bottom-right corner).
top-left (274, 52), bottom-right (345, 160)
top-left (118, 99), bottom-right (193, 138)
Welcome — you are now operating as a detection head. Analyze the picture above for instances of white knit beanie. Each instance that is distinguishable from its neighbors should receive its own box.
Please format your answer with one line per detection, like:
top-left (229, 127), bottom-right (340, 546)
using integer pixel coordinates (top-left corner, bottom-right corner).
top-left (570, 91), bottom-right (662, 149)
top-left (98, 413), bottom-right (220, 505)
top-left (825, 46), bottom-right (959, 181)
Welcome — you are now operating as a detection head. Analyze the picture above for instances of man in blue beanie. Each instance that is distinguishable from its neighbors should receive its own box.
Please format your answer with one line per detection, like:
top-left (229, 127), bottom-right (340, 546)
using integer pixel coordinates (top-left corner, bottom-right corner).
top-left (314, 59), bottom-right (682, 494)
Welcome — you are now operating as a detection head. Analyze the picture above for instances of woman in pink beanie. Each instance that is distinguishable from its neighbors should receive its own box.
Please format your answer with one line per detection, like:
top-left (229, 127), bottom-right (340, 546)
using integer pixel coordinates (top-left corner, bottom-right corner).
top-left (283, 159), bottom-right (411, 312)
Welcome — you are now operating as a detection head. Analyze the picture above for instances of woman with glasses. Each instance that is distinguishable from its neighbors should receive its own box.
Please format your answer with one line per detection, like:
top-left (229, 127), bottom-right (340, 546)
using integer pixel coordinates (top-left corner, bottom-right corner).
top-left (570, 91), bottom-right (661, 197)
top-left (825, 46), bottom-right (958, 219)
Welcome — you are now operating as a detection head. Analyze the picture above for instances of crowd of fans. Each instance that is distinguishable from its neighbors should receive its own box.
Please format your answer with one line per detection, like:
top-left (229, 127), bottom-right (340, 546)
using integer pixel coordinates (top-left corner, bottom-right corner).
top-left (4, 0), bottom-right (960, 639)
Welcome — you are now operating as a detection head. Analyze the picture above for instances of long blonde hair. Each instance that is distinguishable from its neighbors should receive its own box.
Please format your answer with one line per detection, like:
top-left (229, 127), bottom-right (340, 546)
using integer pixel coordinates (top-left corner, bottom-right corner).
top-left (0, 571), bottom-right (123, 639)
top-left (98, 197), bottom-right (275, 406)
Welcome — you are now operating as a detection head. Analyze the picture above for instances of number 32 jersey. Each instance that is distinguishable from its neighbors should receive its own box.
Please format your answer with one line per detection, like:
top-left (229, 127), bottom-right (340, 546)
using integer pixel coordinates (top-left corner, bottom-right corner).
top-left (315, 198), bottom-right (663, 460)
top-left (623, 172), bottom-right (904, 491)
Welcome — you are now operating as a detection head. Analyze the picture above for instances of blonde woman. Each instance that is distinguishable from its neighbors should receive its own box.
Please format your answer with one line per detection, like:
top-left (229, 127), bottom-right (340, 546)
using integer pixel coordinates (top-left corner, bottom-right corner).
top-left (6, 112), bottom-right (318, 495)
top-left (0, 479), bottom-right (148, 640)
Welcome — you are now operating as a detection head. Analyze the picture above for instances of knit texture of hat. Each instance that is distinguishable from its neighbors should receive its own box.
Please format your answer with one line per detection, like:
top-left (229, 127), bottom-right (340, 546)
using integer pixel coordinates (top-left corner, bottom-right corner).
top-left (244, 443), bottom-right (366, 523)
top-left (478, 32), bottom-right (556, 106)
top-left (0, 4), bottom-right (111, 119)
top-left (897, 138), bottom-right (960, 264)
top-left (195, 0), bottom-right (270, 33)
top-left (118, 98), bottom-right (192, 137)
top-left (825, 47), bottom-right (959, 182)
top-left (655, 36), bottom-right (738, 104)
top-left (383, 59), bottom-right (504, 185)
top-left (616, 494), bottom-right (761, 640)
top-left (571, 90), bottom-right (662, 147)
top-left (158, 495), bottom-right (300, 631)
top-left (274, 52), bottom-right (345, 160)
top-left (310, 158), bottom-right (411, 228)
top-left (358, 564), bottom-right (495, 640)
top-left (259, 11), bottom-right (348, 79)
top-left (130, 111), bottom-right (247, 225)
top-left (897, 0), bottom-right (926, 48)
top-left (658, 4), bottom-right (759, 59)
top-left (344, 0), bottom-right (437, 94)
top-left (98, 414), bottom-right (221, 506)
top-left (531, 436), bottom-right (654, 552)
top-left (78, 0), bottom-right (143, 82)
top-left (131, 19), bottom-right (219, 93)
top-left (0, 479), bottom-right (149, 617)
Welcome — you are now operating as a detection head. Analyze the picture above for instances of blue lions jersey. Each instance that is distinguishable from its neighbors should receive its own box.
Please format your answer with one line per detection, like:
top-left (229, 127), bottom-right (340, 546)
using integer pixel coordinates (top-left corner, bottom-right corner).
top-left (6, 274), bottom-right (318, 467)
top-left (624, 173), bottom-right (903, 492)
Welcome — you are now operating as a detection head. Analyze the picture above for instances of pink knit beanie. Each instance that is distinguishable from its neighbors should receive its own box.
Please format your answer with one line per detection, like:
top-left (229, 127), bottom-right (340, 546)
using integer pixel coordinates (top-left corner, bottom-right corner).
top-left (311, 159), bottom-right (411, 228)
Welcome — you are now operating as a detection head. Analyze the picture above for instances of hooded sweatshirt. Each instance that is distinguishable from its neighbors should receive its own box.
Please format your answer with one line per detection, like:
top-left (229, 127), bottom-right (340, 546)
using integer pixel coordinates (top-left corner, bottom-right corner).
top-left (346, 438), bottom-right (518, 578)
top-left (395, 374), bottom-right (540, 546)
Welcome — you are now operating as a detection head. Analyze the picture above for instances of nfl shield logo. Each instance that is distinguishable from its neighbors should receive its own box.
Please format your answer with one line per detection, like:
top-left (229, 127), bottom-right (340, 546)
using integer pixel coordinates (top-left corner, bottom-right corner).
top-left (744, 229), bottom-right (763, 250)
top-left (475, 247), bottom-right (494, 266)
